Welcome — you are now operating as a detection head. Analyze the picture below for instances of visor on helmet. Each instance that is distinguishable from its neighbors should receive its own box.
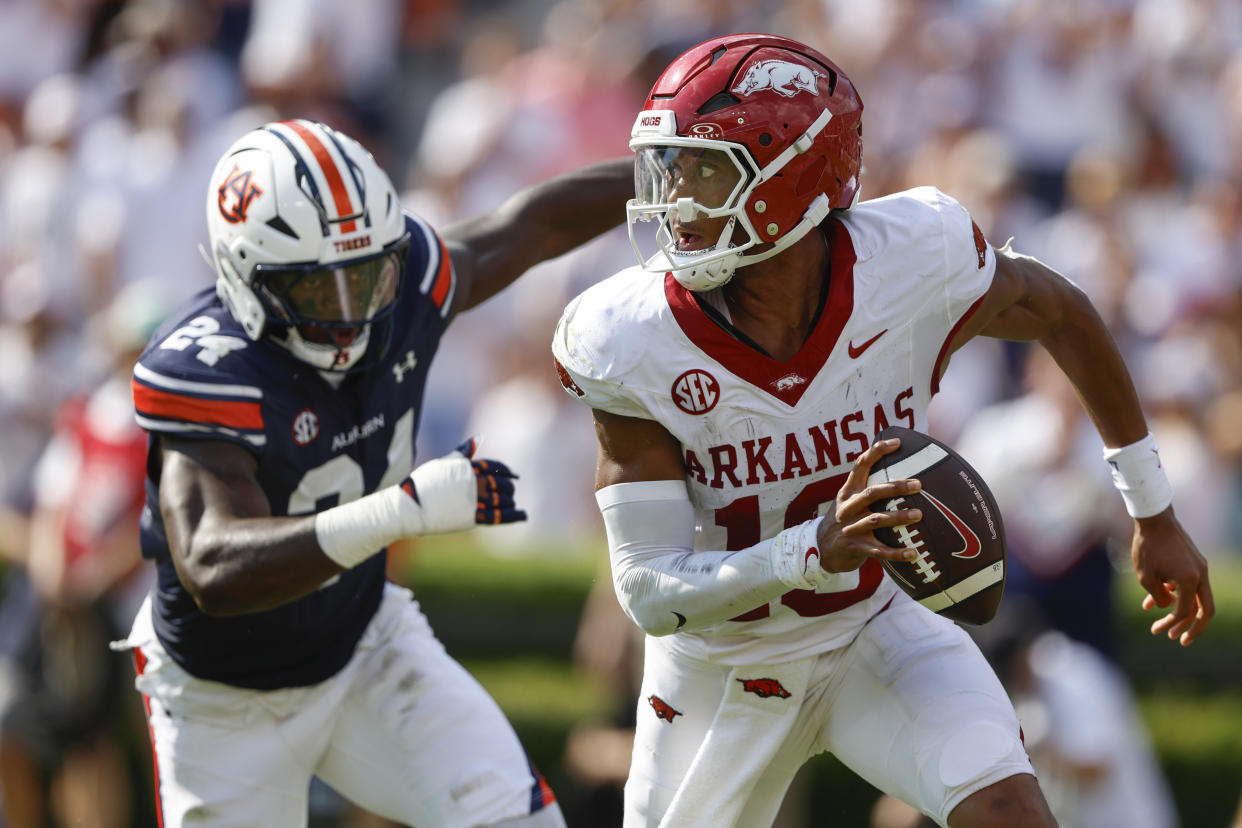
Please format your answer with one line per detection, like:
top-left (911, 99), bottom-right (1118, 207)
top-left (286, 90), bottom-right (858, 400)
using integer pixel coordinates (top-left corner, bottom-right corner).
top-left (633, 146), bottom-right (747, 216)
top-left (255, 235), bottom-right (409, 331)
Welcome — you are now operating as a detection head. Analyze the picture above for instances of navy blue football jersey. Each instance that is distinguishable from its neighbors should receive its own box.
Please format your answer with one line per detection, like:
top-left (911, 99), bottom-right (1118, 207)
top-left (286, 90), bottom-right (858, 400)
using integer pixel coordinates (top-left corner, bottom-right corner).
top-left (132, 213), bottom-right (455, 689)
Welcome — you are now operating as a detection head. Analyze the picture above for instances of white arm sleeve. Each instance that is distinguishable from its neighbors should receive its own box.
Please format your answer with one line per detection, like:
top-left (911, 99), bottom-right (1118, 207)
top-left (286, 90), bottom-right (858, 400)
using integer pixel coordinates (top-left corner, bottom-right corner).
top-left (596, 481), bottom-right (860, 636)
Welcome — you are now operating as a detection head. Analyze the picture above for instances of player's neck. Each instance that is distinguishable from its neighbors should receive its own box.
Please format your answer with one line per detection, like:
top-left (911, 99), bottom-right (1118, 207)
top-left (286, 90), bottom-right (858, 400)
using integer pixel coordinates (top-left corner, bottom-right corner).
top-left (720, 228), bottom-right (830, 362)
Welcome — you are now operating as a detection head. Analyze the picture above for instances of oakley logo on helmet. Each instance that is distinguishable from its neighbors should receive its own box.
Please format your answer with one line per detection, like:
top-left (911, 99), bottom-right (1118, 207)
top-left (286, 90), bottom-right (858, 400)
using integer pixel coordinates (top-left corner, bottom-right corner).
top-left (217, 164), bottom-right (263, 224)
top-left (732, 60), bottom-right (824, 99)
top-left (688, 123), bottom-right (724, 138)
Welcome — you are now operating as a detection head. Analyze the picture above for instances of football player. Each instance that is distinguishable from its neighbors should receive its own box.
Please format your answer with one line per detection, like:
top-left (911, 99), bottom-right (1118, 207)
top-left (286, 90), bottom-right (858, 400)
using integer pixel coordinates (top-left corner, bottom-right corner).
top-left (115, 119), bottom-right (629, 827)
top-left (552, 34), bottom-right (1213, 827)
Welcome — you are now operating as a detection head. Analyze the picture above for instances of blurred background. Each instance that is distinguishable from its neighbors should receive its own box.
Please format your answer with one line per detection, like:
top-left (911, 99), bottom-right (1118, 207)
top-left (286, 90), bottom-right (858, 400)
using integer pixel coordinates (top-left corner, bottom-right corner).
top-left (0, 0), bottom-right (1240, 826)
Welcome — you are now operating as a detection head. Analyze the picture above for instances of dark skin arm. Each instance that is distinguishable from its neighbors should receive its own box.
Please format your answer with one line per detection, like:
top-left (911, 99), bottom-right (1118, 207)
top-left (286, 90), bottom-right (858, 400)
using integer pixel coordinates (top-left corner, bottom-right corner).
top-left (442, 158), bottom-right (633, 316)
top-left (160, 160), bottom-right (633, 616)
top-left (158, 436), bottom-right (336, 616)
top-left (943, 245), bottom-right (1214, 645)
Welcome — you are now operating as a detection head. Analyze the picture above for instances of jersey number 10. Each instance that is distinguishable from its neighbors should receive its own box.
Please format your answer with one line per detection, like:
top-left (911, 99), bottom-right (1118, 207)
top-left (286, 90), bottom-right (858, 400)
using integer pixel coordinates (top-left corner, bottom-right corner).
top-left (715, 472), bottom-right (883, 620)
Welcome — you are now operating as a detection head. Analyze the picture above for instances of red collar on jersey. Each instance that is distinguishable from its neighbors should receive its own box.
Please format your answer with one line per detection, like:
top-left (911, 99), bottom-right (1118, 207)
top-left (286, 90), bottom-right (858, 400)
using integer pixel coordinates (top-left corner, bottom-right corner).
top-left (665, 217), bottom-right (857, 407)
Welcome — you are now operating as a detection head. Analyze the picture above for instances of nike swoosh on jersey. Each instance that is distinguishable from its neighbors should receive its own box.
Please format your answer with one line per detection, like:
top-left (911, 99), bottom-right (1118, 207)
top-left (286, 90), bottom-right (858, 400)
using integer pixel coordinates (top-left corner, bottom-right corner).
top-left (672, 611), bottom-right (687, 631)
top-left (848, 329), bottom-right (888, 358)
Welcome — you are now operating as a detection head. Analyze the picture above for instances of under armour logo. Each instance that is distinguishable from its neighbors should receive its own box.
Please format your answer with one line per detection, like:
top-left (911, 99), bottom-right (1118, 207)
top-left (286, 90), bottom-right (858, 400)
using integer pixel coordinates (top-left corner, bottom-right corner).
top-left (392, 350), bottom-right (418, 382)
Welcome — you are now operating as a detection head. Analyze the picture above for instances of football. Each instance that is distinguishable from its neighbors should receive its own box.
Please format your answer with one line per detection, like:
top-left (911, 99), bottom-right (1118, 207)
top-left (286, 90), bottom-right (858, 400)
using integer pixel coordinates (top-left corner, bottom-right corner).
top-left (866, 426), bottom-right (1006, 625)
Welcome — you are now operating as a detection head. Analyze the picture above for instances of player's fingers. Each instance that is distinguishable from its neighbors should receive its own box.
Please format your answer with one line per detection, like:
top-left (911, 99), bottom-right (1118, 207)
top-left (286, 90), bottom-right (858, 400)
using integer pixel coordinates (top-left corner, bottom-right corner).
top-left (1170, 577), bottom-right (1197, 627)
top-left (1179, 604), bottom-right (1213, 647)
top-left (476, 506), bottom-right (527, 525)
top-left (1178, 581), bottom-right (1215, 646)
top-left (860, 540), bottom-right (918, 563)
top-left (1138, 571), bottom-right (1173, 609)
top-left (842, 438), bottom-right (901, 496)
top-left (474, 476), bottom-right (516, 498)
top-left (454, 437), bottom-right (479, 459)
top-left (473, 458), bottom-right (519, 479)
top-left (838, 478), bottom-right (921, 517)
top-left (842, 508), bottom-right (922, 536)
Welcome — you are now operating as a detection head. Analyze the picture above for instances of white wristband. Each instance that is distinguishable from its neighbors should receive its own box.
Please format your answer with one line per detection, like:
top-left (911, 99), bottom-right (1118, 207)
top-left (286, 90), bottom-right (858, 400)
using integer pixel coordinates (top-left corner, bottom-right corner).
top-left (1103, 433), bottom-right (1173, 519)
top-left (313, 452), bottom-right (478, 569)
top-left (314, 487), bottom-right (411, 569)
top-left (770, 517), bottom-right (860, 593)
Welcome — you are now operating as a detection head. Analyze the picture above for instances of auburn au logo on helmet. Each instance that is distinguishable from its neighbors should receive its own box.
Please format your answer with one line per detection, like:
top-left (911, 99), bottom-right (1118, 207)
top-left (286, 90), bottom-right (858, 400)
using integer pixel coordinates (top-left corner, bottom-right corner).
top-left (217, 164), bottom-right (263, 224)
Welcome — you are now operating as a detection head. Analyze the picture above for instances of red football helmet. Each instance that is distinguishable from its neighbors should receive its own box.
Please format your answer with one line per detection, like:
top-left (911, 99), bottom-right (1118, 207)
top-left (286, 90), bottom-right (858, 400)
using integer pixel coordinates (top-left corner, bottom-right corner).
top-left (627, 34), bottom-right (863, 291)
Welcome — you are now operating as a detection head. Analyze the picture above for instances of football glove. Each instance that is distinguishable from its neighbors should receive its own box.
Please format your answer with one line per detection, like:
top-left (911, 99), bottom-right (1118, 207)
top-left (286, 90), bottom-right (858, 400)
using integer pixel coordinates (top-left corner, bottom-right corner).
top-left (399, 438), bottom-right (527, 533)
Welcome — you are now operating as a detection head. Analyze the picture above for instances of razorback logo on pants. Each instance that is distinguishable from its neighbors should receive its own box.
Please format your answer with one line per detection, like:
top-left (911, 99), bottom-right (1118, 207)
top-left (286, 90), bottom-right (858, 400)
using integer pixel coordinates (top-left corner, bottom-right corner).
top-left (737, 677), bottom-right (791, 699)
top-left (649, 694), bottom-right (682, 723)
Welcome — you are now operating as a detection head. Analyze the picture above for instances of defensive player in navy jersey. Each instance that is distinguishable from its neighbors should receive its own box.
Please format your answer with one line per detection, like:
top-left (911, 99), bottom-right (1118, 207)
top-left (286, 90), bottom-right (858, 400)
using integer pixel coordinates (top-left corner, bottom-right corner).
top-left (116, 119), bottom-right (629, 827)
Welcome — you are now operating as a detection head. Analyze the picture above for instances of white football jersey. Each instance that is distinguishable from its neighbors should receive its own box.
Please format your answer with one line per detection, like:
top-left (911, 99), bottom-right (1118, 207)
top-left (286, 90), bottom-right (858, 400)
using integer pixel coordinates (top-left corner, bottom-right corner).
top-left (554, 187), bottom-right (996, 664)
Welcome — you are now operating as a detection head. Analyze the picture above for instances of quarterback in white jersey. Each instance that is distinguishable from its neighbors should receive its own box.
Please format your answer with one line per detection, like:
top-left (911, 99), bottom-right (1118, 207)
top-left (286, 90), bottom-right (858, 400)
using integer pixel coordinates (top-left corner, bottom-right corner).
top-left (553, 34), bottom-right (1212, 828)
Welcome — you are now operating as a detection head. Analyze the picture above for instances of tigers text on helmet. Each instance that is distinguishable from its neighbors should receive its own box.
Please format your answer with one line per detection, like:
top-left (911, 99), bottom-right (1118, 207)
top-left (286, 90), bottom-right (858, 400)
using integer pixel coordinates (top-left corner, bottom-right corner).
top-left (627, 34), bottom-right (863, 291)
top-left (206, 119), bottom-right (410, 372)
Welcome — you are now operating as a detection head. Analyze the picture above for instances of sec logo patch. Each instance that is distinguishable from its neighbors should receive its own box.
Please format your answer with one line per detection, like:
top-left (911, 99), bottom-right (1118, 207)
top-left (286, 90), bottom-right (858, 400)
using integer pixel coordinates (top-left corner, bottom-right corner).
top-left (672, 369), bottom-right (719, 414)
top-left (292, 409), bottom-right (320, 446)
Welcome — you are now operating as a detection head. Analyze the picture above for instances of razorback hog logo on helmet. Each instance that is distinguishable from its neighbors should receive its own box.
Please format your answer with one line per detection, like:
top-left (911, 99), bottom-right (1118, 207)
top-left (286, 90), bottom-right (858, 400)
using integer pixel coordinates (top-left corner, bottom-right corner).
top-left (732, 60), bottom-right (825, 99)
top-left (217, 164), bottom-right (263, 224)
top-left (648, 694), bottom-right (682, 723)
top-left (738, 677), bottom-right (792, 699)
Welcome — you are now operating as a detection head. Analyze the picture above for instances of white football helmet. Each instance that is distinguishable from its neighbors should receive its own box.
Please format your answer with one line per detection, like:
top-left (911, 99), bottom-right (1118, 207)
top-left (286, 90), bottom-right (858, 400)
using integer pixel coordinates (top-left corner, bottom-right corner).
top-left (206, 119), bottom-right (409, 371)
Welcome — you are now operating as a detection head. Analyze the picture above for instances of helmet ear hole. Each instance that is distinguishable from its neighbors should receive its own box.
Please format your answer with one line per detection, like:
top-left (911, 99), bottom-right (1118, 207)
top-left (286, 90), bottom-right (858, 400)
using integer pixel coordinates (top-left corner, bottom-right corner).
top-left (796, 156), bottom-right (828, 197)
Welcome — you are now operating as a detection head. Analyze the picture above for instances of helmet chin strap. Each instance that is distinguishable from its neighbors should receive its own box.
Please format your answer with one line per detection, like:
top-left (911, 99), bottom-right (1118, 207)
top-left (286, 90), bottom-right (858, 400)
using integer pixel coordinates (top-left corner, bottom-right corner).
top-left (668, 194), bottom-right (833, 291)
top-left (732, 194), bottom-right (832, 269)
top-left (274, 325), bottom-right (371, 372)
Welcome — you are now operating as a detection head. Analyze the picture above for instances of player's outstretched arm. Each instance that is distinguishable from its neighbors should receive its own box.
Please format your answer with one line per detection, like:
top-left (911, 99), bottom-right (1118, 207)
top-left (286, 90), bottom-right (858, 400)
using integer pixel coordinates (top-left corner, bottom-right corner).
top-left (159, 436), bottom-right (524, 616)
top-left (441, 158), bottom-right (633, 314)
top-left (942, 244), bottom-right (1214, 645)
top-left (591, 411), bottom-right (919, 636)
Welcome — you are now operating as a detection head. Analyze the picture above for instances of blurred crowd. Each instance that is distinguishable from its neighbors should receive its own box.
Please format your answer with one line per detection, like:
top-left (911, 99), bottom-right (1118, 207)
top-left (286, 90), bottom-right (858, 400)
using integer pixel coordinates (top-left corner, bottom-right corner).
top-left (0, 0), bottom-right (1240, 826)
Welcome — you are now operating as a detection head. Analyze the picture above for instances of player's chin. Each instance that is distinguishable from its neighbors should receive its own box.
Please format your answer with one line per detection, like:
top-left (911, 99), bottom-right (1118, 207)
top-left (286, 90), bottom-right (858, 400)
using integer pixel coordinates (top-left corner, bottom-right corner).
top-left (301, 324), bottom-right (362, 347)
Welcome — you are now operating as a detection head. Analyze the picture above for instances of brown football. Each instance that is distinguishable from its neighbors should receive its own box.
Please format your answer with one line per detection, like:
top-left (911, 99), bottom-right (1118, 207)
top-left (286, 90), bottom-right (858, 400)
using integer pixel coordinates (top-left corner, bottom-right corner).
top-left (867, 427), bottom-right (1007, 625)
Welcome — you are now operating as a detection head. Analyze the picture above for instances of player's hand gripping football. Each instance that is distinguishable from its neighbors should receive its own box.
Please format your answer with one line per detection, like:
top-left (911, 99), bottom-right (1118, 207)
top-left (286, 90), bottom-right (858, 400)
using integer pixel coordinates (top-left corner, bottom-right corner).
top-left (814, 438), bottom-right (923, 573)
top-left (398, 438), bottom-right (526, 534)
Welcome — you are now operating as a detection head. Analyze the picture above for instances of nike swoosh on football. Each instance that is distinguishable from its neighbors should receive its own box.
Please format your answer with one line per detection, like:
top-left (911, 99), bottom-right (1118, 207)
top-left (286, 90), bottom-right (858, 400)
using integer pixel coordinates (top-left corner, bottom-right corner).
top-left (848, 329), bottom-right (888, 358)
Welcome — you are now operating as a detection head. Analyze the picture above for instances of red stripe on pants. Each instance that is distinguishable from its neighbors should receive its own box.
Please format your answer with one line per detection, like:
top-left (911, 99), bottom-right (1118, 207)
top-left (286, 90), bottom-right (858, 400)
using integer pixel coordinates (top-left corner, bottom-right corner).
top-left (133, 649), bottom-right (166, 828)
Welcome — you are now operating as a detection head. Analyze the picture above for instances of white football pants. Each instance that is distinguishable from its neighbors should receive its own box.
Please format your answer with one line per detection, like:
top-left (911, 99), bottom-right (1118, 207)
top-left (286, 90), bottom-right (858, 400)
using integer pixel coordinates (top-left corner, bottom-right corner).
top-left (117, 584), bottom-right (563, 828)
top-left (626, 594), bottom-right (1034, 828)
